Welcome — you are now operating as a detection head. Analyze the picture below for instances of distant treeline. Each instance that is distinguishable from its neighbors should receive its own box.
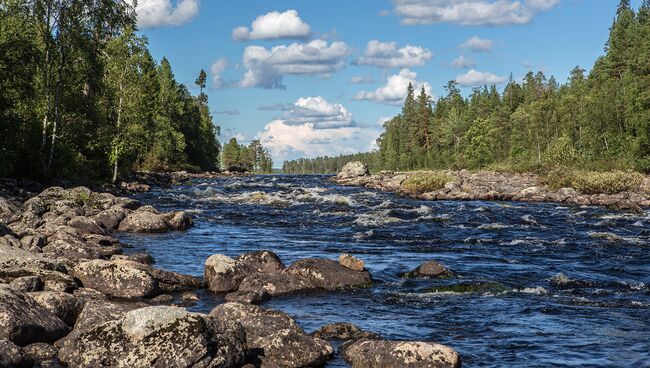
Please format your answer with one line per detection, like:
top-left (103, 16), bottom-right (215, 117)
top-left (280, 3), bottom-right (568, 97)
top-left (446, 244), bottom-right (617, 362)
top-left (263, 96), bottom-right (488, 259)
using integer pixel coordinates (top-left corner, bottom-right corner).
top-left (1, 1), bottom-right (220, 181)
top-left (283, 1), bottom-right (650, 174)
top-left (282, 152), bottom-right (380, 174)
top-left (222, 138), bottom-right (273, 173)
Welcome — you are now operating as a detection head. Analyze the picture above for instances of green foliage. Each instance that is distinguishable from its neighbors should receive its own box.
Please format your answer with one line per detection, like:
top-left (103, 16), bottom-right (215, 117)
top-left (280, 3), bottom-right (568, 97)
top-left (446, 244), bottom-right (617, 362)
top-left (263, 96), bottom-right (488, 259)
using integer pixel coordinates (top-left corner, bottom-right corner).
top-left (402, 172), bottom-right (454, 194)
top-left (221, 138), bottom-right (273, 173)
top-left (0, 1), bottom-right (221, 180)
top-left (541, 169), bottom-right (643, 194)
top-left (285, 3), bottom-right (650, 177)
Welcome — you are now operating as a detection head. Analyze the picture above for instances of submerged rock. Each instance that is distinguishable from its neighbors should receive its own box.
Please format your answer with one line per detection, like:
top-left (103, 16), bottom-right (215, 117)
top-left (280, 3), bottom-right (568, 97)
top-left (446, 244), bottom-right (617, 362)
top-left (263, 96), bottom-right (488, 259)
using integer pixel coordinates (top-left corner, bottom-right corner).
top-left (285, 258), bottom-right (372, 290)
top-left (427, 282), bottom-right (507, 294)
top-left (403, 260), bottom-right (452, 279)
top-left (342, 339), bottom-right (461, 368)
top-left (0, 285), bottom-right (69, 346)
top-left (58, 306), bottom-right (247, 368)
top-left (210, 302), bottom-right (333, 368)
top-left (549, 273), bottom-right (595, 289)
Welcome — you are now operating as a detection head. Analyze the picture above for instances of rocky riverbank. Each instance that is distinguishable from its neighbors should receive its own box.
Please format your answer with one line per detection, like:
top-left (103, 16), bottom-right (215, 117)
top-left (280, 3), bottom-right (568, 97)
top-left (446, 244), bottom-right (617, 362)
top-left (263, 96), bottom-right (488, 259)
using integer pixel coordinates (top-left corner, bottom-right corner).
top-left (334, 162), bottom-right (650, 212)
top-left (0, 183), bottom-right (461, 367)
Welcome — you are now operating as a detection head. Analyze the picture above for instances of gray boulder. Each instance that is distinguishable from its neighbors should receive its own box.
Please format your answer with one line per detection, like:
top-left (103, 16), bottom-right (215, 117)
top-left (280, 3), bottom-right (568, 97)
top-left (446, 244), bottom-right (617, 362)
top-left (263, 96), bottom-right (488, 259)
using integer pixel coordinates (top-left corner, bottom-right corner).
top-left (58, 306), bottom-right (247, 368)
top-left (71, 259), bottom-right (159, 299)
top-left (204, 254), bottom-right (247, 293)
top-left (237, 250), bottom-right (285, 273)
top-left (238, 271), bottom-right (316, 297)
top-left (29, 291), bottom-right (84, 326)
top-left (284, 258), bottom-right (372, 290)
top-left (0, 285), bottom-right (69, 346)
top-left (402, 260), bottom-right (452, 279)
top-left (337, 161), bottom-right (370, 179)
top-left (342, 339), bottom-right (461, 368)
top-left (210, 302), bottom-right (333, 368)
top-left (0, 339), bottom-right (32, 368)
top-left (117, 211), bottom-right (169, 233)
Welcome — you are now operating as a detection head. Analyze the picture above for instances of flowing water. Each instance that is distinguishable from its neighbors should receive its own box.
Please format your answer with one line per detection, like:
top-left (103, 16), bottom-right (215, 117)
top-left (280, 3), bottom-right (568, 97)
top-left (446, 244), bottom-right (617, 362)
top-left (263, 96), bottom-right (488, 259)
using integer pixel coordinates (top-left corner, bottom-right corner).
top-left (117, 175), bottom-right (650, 367)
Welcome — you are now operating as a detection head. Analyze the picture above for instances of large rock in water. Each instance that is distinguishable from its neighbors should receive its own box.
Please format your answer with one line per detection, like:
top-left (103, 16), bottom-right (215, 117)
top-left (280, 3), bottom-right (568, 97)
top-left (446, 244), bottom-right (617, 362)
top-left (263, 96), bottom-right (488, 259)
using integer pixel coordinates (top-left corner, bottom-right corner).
top-left (117, 210), bottom-right (169, 233)
top-left (71, 259), bottom-right (159, 298)
top-left (204, 254), bottom-right (247, 293)
top-left (210, 302), bottom-right (333, 367)
top-left (0, 285), bottom-right (69, 346)
top-left (342, 339), bottom-right (461, 368)
top-left (238, 271), bottom-right (316, 297)
top-left (58, 306), bottom-right (247, 368)
top-left (284, 258), bottom-right (372, 290)
top-left (337, 161), bottom-right (370, 179)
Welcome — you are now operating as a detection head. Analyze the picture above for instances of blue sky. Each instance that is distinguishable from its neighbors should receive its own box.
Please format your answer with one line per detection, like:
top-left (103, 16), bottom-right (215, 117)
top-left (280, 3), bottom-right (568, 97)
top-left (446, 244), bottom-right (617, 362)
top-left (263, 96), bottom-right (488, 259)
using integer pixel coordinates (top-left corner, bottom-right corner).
top-left (135, 0), bottom-right (641, 166)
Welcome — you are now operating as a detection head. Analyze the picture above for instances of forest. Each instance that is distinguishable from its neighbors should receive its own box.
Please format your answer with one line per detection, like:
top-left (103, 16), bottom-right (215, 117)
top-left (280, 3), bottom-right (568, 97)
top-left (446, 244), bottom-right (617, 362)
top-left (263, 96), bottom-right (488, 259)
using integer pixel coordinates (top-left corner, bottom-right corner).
top-left (0, 0), bottom-right (222, 181)
top-left (283, 1), bottom-right (650, 175)
top-left (222, 138), bottom-right (273, 173)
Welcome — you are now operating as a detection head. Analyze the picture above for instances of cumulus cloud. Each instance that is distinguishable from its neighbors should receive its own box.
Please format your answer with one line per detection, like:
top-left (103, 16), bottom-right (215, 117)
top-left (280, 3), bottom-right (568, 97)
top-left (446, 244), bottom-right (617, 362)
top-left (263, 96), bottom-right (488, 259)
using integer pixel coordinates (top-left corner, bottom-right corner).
top-left (455, 69), bottom-right (507, 86)
top-left (232, 10), bottom-right (311, 41)
top-left (354, 68), bottom-right (432, 105)
top-left (452, 55), bottom-right (476, 68)
top-left (239, 40), bottom-right (350, 89)
top-left (461, 36), bottom-right (494, 52)
top-left (210, 58), bottom-right (228, 88)
top-left (131, 0), bottom-right (199, 28)
top-left (391, 0), bottom-right (560, 26)
top-left (255, 97), bottom-right (382, 162)
top-left (354, 40), bottom-right (433, 68)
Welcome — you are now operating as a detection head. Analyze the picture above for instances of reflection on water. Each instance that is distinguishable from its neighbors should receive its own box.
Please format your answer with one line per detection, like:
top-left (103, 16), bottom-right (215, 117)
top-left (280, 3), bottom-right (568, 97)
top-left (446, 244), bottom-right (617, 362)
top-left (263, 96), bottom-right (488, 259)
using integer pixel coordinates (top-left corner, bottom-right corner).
top-left (118, 175), bottom-right (650, 367)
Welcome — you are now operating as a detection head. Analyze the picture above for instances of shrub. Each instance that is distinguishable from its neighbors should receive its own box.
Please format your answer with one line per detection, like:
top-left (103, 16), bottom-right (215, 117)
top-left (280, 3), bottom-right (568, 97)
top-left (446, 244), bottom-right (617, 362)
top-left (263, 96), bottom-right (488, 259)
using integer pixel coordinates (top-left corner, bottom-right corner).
top-left (403, 172), bottom-right (454, 194)
top-left (541, 169), bottom-right (644, 194)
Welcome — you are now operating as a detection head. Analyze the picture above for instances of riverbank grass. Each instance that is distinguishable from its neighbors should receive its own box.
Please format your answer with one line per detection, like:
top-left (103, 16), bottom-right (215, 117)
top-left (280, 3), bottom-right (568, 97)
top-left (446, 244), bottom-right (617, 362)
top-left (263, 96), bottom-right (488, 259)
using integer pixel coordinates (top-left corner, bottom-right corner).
top-left (541, 169), bottom-right (644, 194)
top-left (402, 172), bottom-right (454, 194)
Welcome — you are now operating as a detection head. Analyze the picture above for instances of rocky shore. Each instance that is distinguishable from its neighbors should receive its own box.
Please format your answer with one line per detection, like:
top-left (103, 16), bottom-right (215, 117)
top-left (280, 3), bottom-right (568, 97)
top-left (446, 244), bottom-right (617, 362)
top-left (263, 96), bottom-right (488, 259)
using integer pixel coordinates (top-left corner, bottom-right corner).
top-left (334, 162), bottom-right (650, 212)
top-left (0, 182), bottom-right (461, 367)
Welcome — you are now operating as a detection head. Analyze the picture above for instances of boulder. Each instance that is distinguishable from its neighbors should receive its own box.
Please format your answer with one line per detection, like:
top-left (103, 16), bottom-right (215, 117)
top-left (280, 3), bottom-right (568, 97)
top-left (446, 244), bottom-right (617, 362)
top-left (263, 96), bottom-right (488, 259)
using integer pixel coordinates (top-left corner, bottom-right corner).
top-left (71, 259), bottom-right (159, 299)
top-left (236, 250), bottom-right (285, 273)
top-left (204, 254), bottom-right (247, 293)
top-left (0, 285), bottom-right (69, 346)
top-left (342, 339), bottom-right (461, 368)
top-left (21, 343), bottom-right (58, 367)
top-left (162, 211), bottom-right (194, 231)
top-left (284, 258), bottom-right (372, 290)
top-left (402, 260), bottom-right (452, 279)
top-left (29, 292), bottom-right (84, 326)
top-left (9, 276), bottom-right (43, 292)
top-left (92, 207), bottom-right (127, 230)
top-left (339, 254), bottom-right (365, 271)
top-left (67, 216), bottom-right (106, 235)
top-left (210, 302), bottom-right (333, 368)
top-left (225, 290), bottom-right (270, 304)
top-left (58, 306), bottom-right (247, 368)
top-left (238, 272), bottom-right (316, 297)
top-left (109, 259), bottom-right (202, 293)
top-left (72, 300), bottom-right (146, 333)
top-left (0, 339), bottom-right (32, 368)
top-left (312, 322), bottom-right (381, 342)
top-left (337, 162), bottom-right (370, 179)
top-left (117, 211), bottom-right (169, 233)
top-left (20, 234), bottom-right (46, 249)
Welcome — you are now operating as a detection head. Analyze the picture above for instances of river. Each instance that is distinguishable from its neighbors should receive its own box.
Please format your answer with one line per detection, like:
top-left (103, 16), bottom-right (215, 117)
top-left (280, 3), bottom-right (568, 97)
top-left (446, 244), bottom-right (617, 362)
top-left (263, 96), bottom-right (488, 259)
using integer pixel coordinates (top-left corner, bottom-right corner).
top-left (117, 175), bottom-right (650, 367)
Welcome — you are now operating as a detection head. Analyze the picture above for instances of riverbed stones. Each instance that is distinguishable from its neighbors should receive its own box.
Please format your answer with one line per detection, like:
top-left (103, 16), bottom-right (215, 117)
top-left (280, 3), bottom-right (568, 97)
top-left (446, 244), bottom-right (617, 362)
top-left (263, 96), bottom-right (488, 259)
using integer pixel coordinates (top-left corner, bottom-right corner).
top-left (93, 207), bottom-right (127, 230)
top-left (22, 342), bottom-right (59, 367)
top-left (0, 339), bottom-right (32, 368)
top-left (403, 260), bottom-right (452, 279)
top-left (29, 291), bottom-right (84, 326)
top-left (337, 161), bottom-right (371, 179)
top-left (342, 339), bottom-right (461, 368)
top-left (58, 306), bottom-right (247, 368)
top-left (210, 302), bottom-right (333, 367)
top-left (71, 259), bottom-right (159, 299)
top-left (162, 211), bottom-right (194, 231)
top-left (205, 254), bottom-right (247, 293)
top-left (312, 322), bottom-right (381, 342)
top-left (0, 285), bottom-right (69, 346)
top-left (67, 216), bottom-right (107, 235)
top-left (9, 275), bottom-right (43, 292)
top-left (285, 258), bottom-right (372, 290)
top-left (339, 253), bottom-right (365, 271)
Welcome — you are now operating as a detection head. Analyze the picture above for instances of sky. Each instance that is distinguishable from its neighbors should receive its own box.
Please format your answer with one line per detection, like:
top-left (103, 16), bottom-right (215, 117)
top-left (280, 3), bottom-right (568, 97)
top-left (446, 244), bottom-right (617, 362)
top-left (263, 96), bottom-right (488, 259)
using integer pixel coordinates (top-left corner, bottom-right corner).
top-left (133, 0), bottom-right (642, 167)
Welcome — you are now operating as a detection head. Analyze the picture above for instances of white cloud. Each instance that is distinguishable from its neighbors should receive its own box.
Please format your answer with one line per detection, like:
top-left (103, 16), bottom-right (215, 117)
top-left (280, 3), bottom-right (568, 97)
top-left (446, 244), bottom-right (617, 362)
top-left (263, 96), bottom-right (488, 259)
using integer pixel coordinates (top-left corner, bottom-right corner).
top-left (232, 10), bottom-right (311, 41)
top-left (452, 55), bottom-right (476, 68)
top-left (132, 0), bottom-right (199, 28)
top-left (455, 69), bottom-right (507, 86)
top-left (391, 0), bottom-right (560, 26)
top-left (355, 40), bottom-right (433, 68)
top-left (210, 58), bottom-right (227, 88)
top-left (239, 40), bottom-right (350, 89)
top-left (256, 97), bottom-right (381, 162)
top-left (349, 75), bottom-right (376, 84)
top-left (461, 36), bottom-right (494, 52)
top-left (354, 68), bottom-right (432, 105)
